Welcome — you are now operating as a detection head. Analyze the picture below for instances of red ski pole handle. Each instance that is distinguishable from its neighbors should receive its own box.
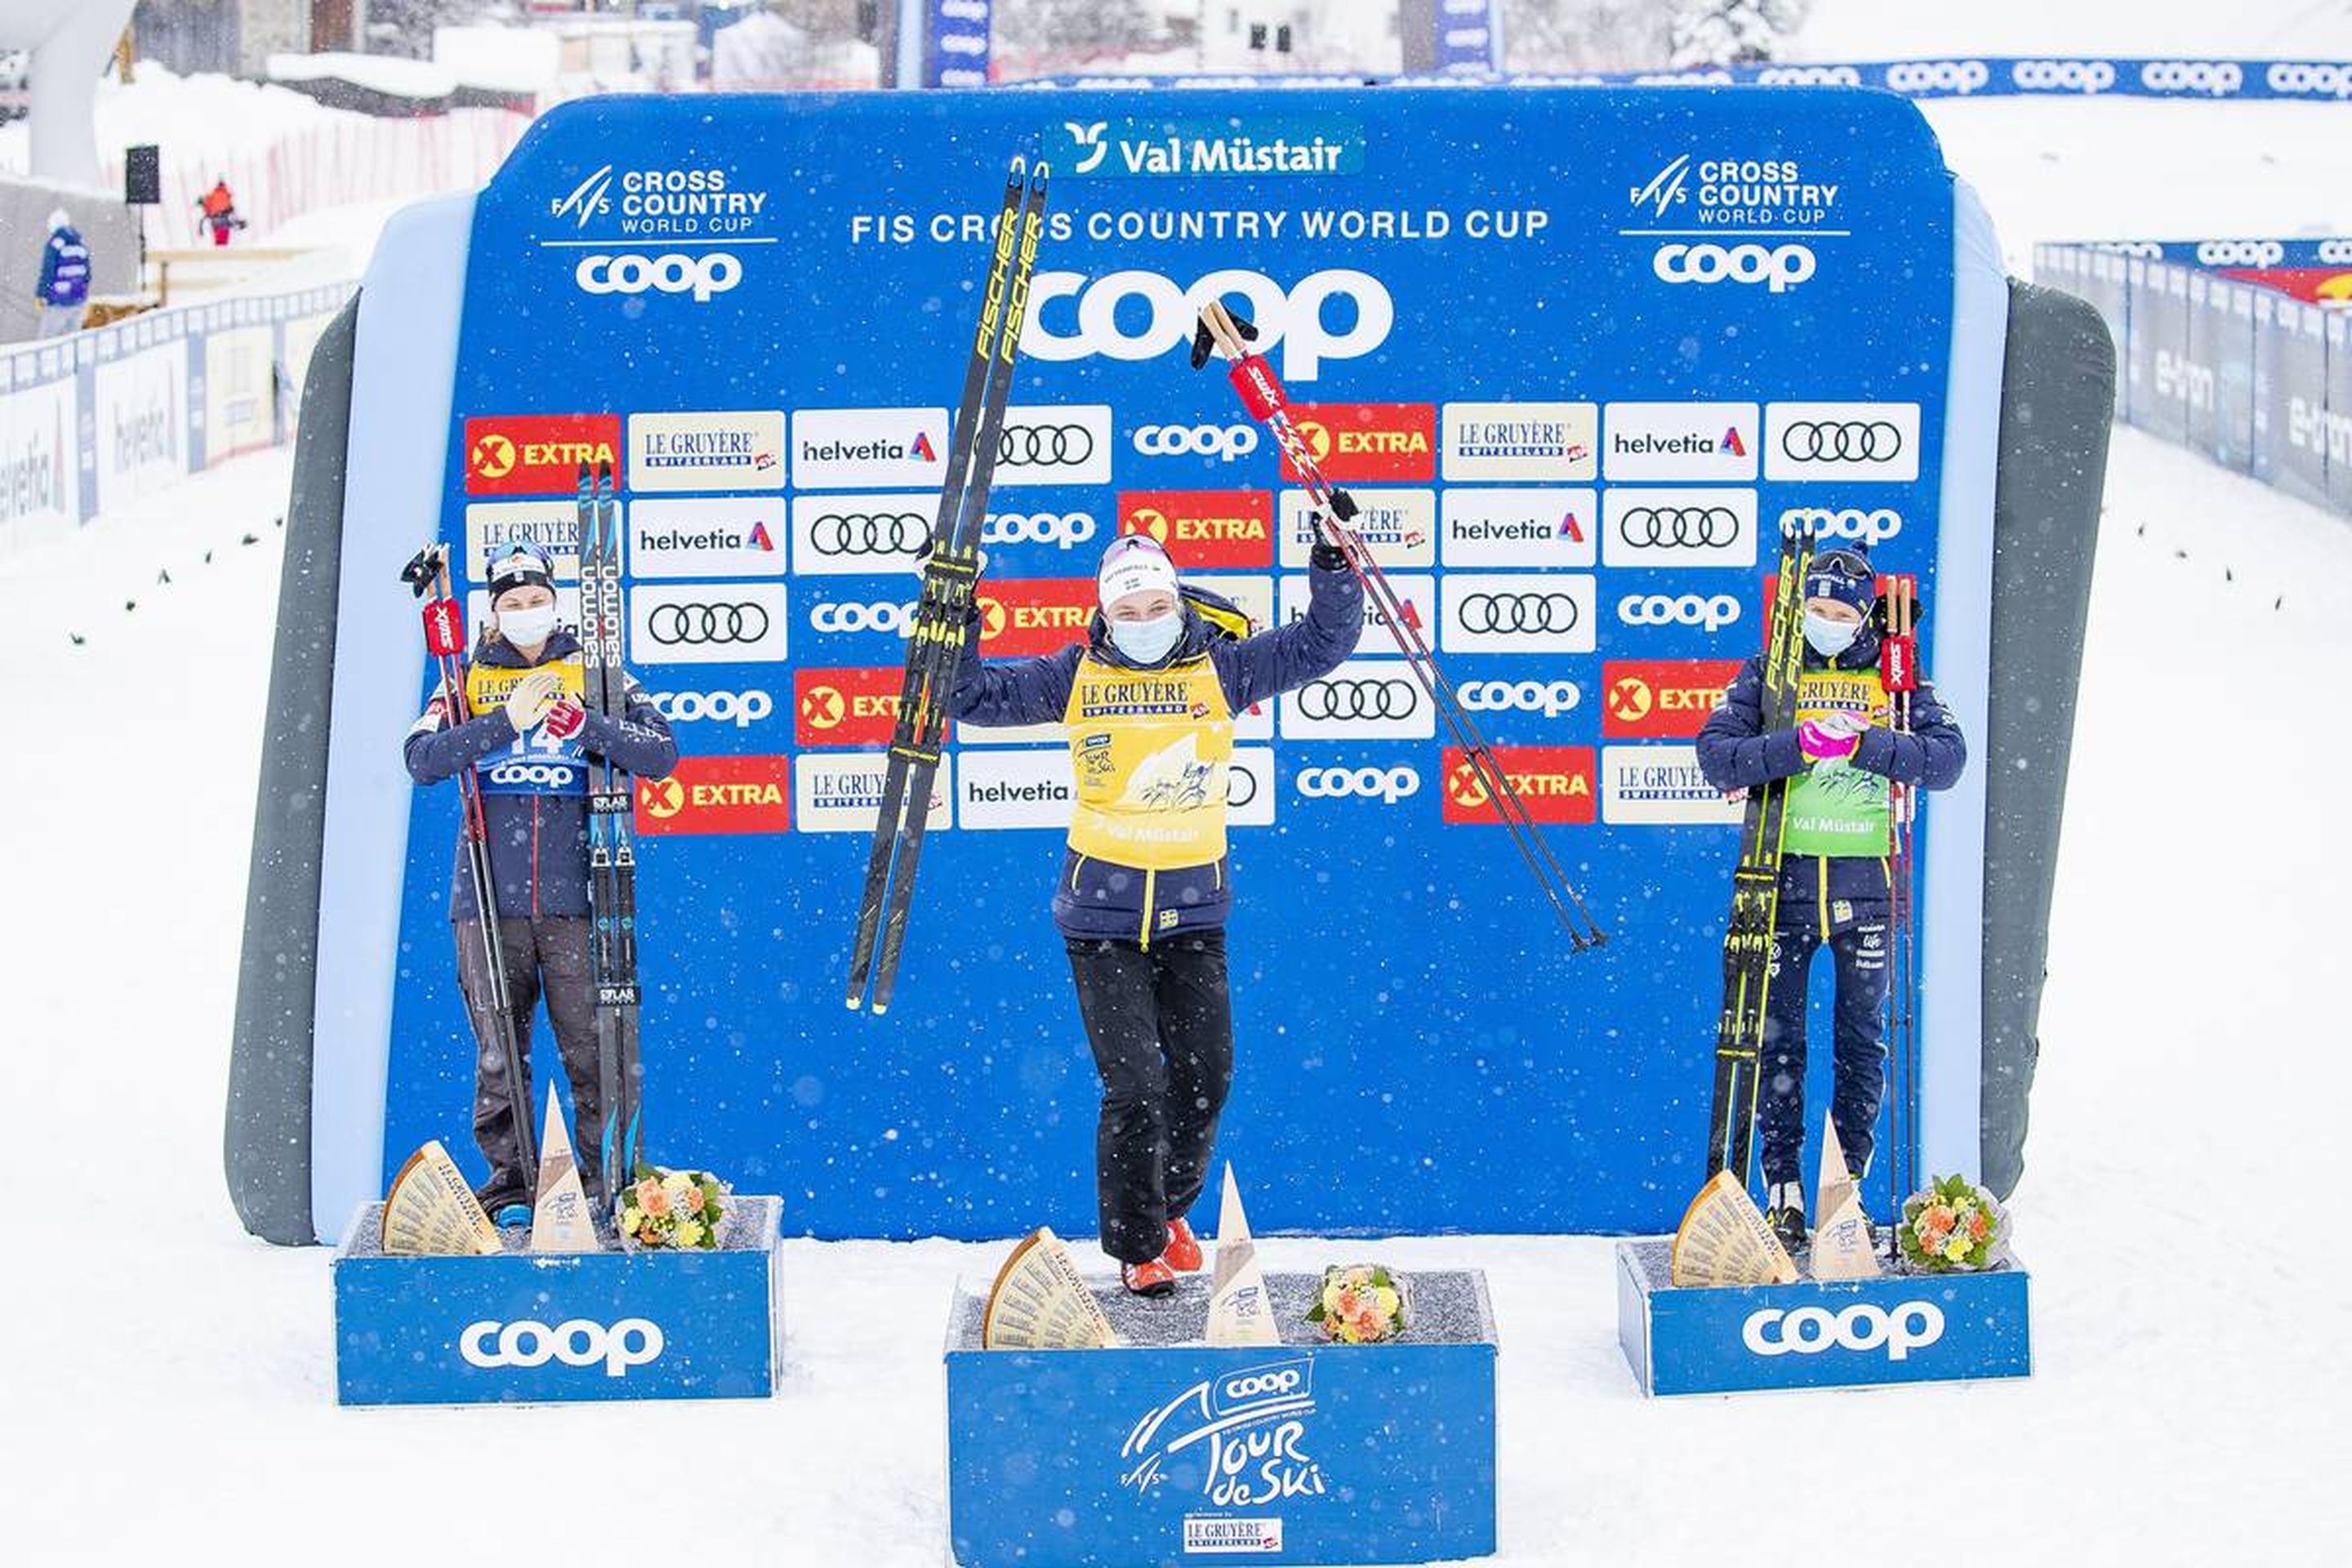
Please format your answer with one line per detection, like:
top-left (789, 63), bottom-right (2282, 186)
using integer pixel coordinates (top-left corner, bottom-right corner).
top-left (422, 596), bottom-right (466, 658)
top-left (1881, 632), bottom-right (1918, 693)
top-left (1227, 354), bottom-right (1286, 420)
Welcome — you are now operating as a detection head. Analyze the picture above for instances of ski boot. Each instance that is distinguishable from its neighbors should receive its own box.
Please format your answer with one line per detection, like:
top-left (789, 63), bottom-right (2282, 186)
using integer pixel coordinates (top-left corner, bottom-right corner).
top-left (1122, 1258), bottom-right (1178, 1298)
top-left (1164, 1217), bottom-right (1204, 1273)
top-left (1765, 1183), bottom-right (1808, 1258)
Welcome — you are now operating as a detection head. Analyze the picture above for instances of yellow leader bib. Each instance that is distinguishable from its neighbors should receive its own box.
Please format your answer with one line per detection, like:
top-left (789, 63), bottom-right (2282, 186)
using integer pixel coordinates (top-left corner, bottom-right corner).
top-left (466, 656), bottom-right (588, 796)
top-left (1063, 653), bottom-right (1232, 869)
top-left (1780, 665), bottom-right (1892, 858)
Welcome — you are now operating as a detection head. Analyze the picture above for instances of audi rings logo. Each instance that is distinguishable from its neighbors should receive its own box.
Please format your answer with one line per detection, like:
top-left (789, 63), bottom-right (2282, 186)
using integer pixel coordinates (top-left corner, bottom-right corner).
top-left (574, 252), bottom-right (742, 303)
top-left (1459, 592), bottom-right (1581, 635)
top-left (2195, 238), bottom-right (2285, 269)
top-left (2011, 59), bottom-right (2116, 93)
top-left (1298, 764), bottom-right (1419, 803)
top-left (460, 1317), bottom-right (666, 1379)
top-left (2267, 62), bottom-right (2352, 98)
top-left (1460, 679), bottom-right (1581, 717)
top-left (811, 510), bottom-right (929, 556)
top-left (1741, 1302), bottom-right (1944, 1363)
top-left (1134, 423), bottom-right (1261, 463)
top-left (1618, 505), bottom-right (1742, 549)
top-left (2140, 60), bottom-right (2243, 96)
top-left (1298, 676), bottom-right (1421, 722)
top-left (997, 421), bottom-right (1097, 467)
top-left (1226, 764), bottom-right (1259, 808)
top-left (1780, 421), bottom-right (1904, 463)
top-left (1780, 506), bottom-right (1903, 545)
top-left (811, 600), bottom-right (917, 635)
top-left (649, 601), bottom-right (770, 645)
top-left (1882, 59), bottom-right (1989, 94)
top-left (652, 689), bottom-right (774, 728)
top-left (1653, 243), bottom-right (1816, 294)
top-left (2320, 239), bottom-right (2352, 265)
top-left (982, 510), bottom-right (1098, 547)
top-left (1618, 592), bottom-right (1741, 632)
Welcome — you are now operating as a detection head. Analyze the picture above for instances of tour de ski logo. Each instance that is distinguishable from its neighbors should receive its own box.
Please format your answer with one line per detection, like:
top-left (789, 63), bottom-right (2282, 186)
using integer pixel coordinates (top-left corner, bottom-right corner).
top-left (1120, 1359), bottom-right (1328, 1512)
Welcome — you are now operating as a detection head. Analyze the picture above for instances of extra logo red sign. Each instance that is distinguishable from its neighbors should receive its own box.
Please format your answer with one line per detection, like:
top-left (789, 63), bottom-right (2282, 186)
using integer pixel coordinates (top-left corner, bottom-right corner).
top-left (1282, 403), bottom-right (1437, 483)
top-left (464, 414), bottom-right (621, 497)
top-left (975, 577), bottom-right (1098, 657)
top-left (1117, 490), bottom-right (1275, 568)
top-left (796, 666), bottom-right (933, 749)
top-left (635, 756), bottom-right (791, 835)
top-left (1441, 746), bottom-right (1596, 825)
top-left (1601, 660), bottom-right (1745, 740)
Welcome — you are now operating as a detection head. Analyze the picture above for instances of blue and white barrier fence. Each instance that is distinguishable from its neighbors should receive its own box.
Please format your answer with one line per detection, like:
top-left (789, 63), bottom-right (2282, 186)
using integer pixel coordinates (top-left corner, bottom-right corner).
top-left (2035, 243), bottom-right (2352, 518)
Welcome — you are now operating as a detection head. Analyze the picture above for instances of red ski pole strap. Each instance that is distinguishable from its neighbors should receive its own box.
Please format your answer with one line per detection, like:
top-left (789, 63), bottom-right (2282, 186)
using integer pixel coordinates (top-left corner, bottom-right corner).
top-left (422, 596), bottom-right (466, 659)
top-left (1881, 633), bottom-right (1918, 693)
top-left (1228, 354), bottom-right (1286, 421)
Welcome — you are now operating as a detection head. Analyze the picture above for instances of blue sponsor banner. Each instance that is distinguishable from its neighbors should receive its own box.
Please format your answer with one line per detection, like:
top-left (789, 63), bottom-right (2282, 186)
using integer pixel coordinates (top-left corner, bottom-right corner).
top-left (947, 1276), bottom-right (1497, 1566)
top-left (331, 1199), bottom-right (781, 1405)
top-left (1434, 0), bottom-right (1503, 77)
top-left (929, 0), bottom-right (993, 89)
top-left (1615, 1241), bottom-right (2029, 1396)
top-left (346, 87), bottom-right (1981, 1240)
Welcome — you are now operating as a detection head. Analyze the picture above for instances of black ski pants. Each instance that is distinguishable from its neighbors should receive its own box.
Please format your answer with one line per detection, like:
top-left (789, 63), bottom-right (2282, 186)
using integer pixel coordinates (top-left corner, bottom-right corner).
top-left (1064, 929), bottom-right (1235, 1265)
top-left (1758, 911), bottom-right (1891, 1192)
top-left (453, 915), bottom-right (604, 1204)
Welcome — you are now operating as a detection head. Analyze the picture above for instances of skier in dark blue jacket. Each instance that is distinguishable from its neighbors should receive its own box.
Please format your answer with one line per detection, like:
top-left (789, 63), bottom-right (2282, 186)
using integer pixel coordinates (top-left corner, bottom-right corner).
top-left (33, 209), bottom-right (91, 338)
top-left (404, 542), bottom-right (677, 1214)
top-left (955, 528), bottom-right (1363, 1294)
top-left (1695, 546), bottom-right (1966, 1252)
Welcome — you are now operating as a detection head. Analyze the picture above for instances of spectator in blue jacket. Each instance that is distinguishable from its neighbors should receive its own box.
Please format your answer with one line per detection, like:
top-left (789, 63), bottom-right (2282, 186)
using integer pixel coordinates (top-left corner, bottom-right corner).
top-left (34, 209), bottom-right (91, 338)
top-left (404, 543), bottom-right (677, 1215)
top-left (955, 527), bottom-right (1363, 1294)
top-left (1695, 546), bottom-right (1967, 1254)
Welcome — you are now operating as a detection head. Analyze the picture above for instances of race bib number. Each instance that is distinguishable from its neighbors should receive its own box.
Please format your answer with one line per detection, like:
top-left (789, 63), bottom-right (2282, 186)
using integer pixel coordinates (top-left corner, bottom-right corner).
top-left (470, 659), bottom-right (589, 796)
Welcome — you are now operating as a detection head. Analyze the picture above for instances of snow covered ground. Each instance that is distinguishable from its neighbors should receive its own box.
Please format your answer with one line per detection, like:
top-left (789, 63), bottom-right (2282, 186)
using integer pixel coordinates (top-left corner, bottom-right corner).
top-left (7, 23), bottom-right (2352, 1565)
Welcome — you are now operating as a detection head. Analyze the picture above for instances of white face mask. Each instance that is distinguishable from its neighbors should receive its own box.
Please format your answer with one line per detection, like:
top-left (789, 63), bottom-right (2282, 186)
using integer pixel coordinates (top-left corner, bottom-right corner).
top-left (1108, 610), bottom-right (1183, 666)
top-left (1802, 610), bottom-right (1860, 658)
top-left (499, 603), bottom-right (557, 649)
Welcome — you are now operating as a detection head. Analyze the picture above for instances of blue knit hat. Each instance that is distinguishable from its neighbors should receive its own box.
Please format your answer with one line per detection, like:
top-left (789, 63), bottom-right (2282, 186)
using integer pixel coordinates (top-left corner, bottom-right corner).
top-left (1803, 546), bottom-right (1878, 615)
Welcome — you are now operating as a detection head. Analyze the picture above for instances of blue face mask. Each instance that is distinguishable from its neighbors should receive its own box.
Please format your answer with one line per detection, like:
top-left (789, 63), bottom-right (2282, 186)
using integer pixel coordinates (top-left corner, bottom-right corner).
top-left (1109, 610), bottom-right (1183, 666)
top-left (1802, 610), bottom-right (1860, 658)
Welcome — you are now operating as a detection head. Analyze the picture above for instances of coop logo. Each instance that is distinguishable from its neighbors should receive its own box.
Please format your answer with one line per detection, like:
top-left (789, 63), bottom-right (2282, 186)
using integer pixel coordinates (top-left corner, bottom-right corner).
top-left (1882, 60), bottom-right (1991, 95)
top-left (1754, 64), bottom-right (1864, 87)
top-left (1441, 746), bottom-right (1595, 825)
top-left (995, 405), bottom-right (1114, 485)
top-left (796, 666), bottom-right (920, 747)
top-left (1603, 403), bottom-right (1759, 481)
top-left (791, 408), bottom-right (949, 489)
top-left (982, 509), bottom-right (1098, 547)
top-left (1654, 242), bottom-right (1816, 293)
top-left (1617, 592), bottom-right (1742, 633)
top-left (1135, 422), bottom-right (1260, 463)
top-left (1742, 1302), bottom-right (1946, 1362)
top-left (649, 688), bottom-right (773, 729)
top-left (462, 415), bottom-right (621, 497)
top-left (2194, 238), bottom-right (2285, 268)
top-left (1023, 269), bottom-right (1392, 381)
top-left (1780, 506), bottom-right (1904, 546)
top-left (2287, 395), bottom-right (2352, 461)
top-left (1460, 679), bottom-right (1582, 717)
top-left (1603, 490), bottom-right (1758, 569)
top-left (1602, 661), bottom-right (1744, 739)
top-left (1120, 1358), bottom-right (1325, 1511)
top-left (2153, 350), bottom-right (2217, 412)
top-left (2011, 59), bottom-right (2117, 93)
top-left (575, 251), bottom-right (742, 303)
top-left (1625, 154), bottom-right (1843, 229)
top-left (2266, 62), bottom-right (2352, 98)
top-left (1601, 745), bottom-right (1741, 825)
top-left (1297, 765), bottom-right (1419, 803)
top-left (2140, 60), bottom-right (2243, 96)
top-left (1282, 662), bottom-right (1432, 740)
top-left (635, 755), bottom-right (792, 835)
top-left (1119, 491), bottom-right (1275, 568)
top-left (1765, 403), bottom-right (1921, 483)
top-left (1285, 403), bottom-right (1437, 482)
top-left (460, 1317), bottom-right (663, 1379)
top-left (1054, 114), bottom-right (1361, 179)
top-left (483, 760), bottom-right (587, 792)
top-left (809, 599), bottom-right (917, 636)
top-left (977, 578), bottom-right (1100, 655)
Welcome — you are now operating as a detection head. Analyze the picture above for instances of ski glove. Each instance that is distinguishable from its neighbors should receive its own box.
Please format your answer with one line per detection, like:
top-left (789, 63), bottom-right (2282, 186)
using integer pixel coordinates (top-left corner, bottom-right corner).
top-left (1797, 710), bottom-right (1869, 762)
top-left (543, 697), bottom-right (585, 741)
top-left (503, 667), bottom-right (564, 733)
top-left (1309, 537), bottom-right (1349, 572)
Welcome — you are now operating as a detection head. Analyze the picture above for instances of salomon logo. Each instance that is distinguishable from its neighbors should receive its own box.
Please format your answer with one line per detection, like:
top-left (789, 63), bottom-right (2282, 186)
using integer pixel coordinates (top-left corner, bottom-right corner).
top-left (2140, 60), bottom-right (2243, 96)
top-left (2267, 62), bottom-right (2352, 98)
top-left (461, 1317), bottom-right (665, 1378)
top-left (1617, 592), bottom-right (1740, 632)
top-left (1023, 269), bottom-right (1392, 381)
top-left (1460, 679), bottom-right (1581, 717)
top-left (1780, 507), bottom-right (1903, 545)
top-left (1653, 243), bottom-right (1816, 294)
top-left (575, 252), bottom-right (742, 303)
top-left (1134, 423), bottom-right (1260, 462)
top-left (1297, 765), bottom-right (1419, 803)
top-left (2194, 238), bottom-right (2284, 268)
top-left (651, 689), bottom-right (774, 728)
top-left (2011, 59), bottom-right (2116, 93)
top-left (1882, 60), bottom-right (1989, 94)
top-left (1741, 1302), bottom-right (1944, 1362)
top-left (811, 601), bottom-right (917, 635)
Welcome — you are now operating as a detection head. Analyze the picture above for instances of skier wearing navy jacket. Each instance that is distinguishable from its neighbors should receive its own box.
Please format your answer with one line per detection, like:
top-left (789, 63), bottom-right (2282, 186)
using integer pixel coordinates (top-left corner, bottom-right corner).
top-left (403, 542), bottom-right (677, 1215)
top-left (955, 530), bottom-right (1363, 1295)
top-left (1695, 546), bottom-right (1967, 1254)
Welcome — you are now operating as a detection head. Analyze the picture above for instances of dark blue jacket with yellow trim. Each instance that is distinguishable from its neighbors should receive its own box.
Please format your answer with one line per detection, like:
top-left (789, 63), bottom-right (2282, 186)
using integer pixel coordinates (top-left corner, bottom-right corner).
top-left (1694, 621), bottom-right (1967, 922)
top-left (952, 559), bottom-right (1363, 942)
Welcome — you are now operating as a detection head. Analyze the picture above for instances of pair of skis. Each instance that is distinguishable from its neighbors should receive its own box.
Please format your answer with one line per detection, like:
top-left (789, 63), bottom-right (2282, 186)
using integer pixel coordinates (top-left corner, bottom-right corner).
top-left (1702, 520), bottom-right (1816, 1184)
top-left (1190, 301), bottom-right (1608, 951)
top-left (577, 459), bottom-right (644, 1210)
top-left (846, 158), bottom-right (1049, 1015)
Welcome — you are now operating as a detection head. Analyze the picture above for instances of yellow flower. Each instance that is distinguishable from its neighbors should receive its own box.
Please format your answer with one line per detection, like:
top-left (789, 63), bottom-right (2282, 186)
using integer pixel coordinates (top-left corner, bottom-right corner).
top-left (1943, 1236), bottom-right (1970, 1263)
top-left (1372, 1287), bottom-right (1401, 1319)
top-left (675, 1218), bottom-right (706, 1248)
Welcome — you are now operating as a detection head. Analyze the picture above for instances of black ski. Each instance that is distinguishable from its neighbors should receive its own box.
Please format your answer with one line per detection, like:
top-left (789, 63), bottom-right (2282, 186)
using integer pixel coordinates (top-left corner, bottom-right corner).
top-left (847, 158), bottom-right (1047, 1014)
top-left (578, 457), bottom-right (643, 1207)
top-left (1703, 519), bottom-right (1816, 1183)
top-left (400, 544), bottom-right (540, 1187)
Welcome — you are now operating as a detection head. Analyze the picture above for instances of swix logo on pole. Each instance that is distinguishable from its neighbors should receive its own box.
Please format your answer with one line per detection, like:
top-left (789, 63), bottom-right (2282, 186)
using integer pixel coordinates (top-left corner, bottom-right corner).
top-left (463, 414), bottom-right (622, 497)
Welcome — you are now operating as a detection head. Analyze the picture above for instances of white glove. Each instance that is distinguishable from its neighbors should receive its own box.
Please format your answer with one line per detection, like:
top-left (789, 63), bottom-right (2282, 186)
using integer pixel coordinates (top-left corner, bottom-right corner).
top-left (502, 668), bottom-right (564, 732)
top-left (1814, 709), bottom-right (1870, 739)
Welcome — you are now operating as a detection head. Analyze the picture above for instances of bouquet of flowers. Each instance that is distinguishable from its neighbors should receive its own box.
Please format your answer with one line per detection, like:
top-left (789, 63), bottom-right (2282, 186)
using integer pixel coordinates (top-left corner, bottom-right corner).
top-left (617, 1163), bottom-right (728, 1251)
top-left (1306, 1263), bottom-right (1409, 1344)
top-left (1897, 1174), bottom-right (2009, 1272)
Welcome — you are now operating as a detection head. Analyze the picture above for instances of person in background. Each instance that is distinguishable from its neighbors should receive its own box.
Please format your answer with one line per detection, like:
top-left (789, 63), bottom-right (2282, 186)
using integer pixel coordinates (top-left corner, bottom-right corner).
top-left (197, 176), bottom-right (243, 247)
top-left (33, 208), bottom-right (90, 337)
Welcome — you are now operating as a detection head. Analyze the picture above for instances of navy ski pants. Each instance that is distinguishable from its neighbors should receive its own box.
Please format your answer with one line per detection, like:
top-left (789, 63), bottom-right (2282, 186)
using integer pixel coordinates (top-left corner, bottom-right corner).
top-left (1757, 912), bottom-right (1891, 1192)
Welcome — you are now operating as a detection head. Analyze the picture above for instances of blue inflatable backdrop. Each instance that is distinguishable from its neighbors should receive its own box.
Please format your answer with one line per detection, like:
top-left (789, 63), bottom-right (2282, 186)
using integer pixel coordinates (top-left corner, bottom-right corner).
top-left (306, 87), bottom-right (2007, 1241)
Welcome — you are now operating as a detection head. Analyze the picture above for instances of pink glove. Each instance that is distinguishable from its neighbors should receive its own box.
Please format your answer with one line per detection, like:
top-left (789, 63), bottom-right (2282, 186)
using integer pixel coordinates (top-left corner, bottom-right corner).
top-left (1797, 711), bottom-right (1867, 762)
top-left (543, 697), bottom-right (586, 741)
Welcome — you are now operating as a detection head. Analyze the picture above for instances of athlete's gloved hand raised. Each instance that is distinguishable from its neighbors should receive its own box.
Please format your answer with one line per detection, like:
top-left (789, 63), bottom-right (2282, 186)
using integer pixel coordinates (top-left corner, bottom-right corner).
top-left (1797, 710), bottom-right (1869, 762)
top-left (502, 668), bottom-right (564, 733)
top-left (543, 696), bottom-right (585, 741)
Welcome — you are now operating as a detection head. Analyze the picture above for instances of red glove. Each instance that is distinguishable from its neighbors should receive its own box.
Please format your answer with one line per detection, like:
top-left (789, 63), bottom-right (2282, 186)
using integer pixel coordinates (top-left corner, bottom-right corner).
top-left (543, 697), bottom-right (585, 741)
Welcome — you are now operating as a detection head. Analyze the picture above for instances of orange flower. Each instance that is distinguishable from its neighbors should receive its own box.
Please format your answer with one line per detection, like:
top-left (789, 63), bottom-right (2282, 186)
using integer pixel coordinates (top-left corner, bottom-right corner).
top-left (684, 1185), bottom-right (706, 1215)
top-left (640, 1181), bottom-right (672, 1218)
top-left (1967, 1210), bottom-right (1989, 1239)
top-left (1336, 1288), bottom-right (1361, 1316)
